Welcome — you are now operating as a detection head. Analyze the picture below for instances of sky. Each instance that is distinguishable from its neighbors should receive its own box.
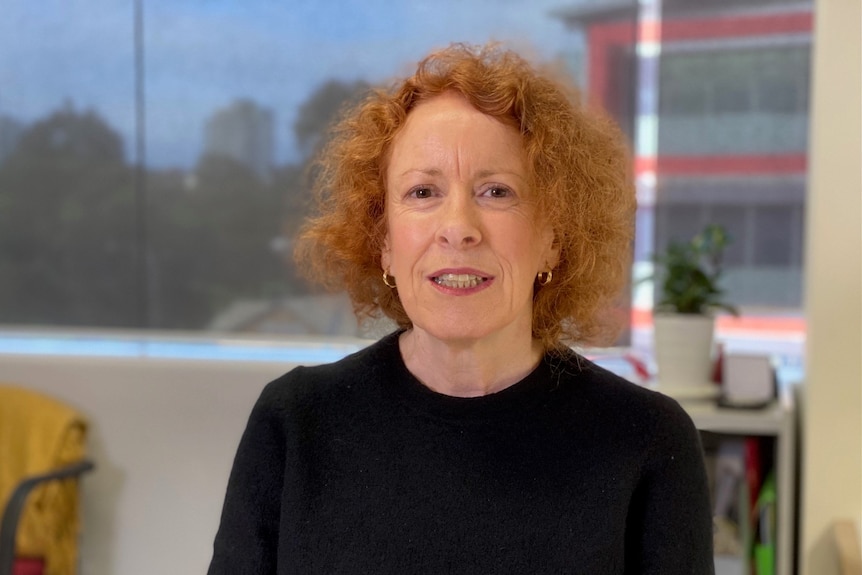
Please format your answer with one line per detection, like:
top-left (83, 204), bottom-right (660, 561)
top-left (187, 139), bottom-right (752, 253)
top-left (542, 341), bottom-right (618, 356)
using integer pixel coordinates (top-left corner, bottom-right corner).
top-left (0, 0), bottom-right (580, 168)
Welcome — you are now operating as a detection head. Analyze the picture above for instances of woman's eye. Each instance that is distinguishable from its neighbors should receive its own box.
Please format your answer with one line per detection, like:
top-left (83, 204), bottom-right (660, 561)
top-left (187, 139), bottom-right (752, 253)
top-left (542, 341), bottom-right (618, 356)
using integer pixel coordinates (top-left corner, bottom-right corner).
top-left (409, 187), bottom-right (433, 199)
top-left (484, 186), bottom-right (511, 198)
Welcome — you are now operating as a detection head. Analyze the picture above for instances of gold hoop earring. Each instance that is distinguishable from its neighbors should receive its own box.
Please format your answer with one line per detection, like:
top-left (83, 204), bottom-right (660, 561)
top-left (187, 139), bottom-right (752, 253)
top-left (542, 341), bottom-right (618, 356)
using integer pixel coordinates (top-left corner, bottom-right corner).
top-left (382, 270), bottom-right (397, 288)
top-left (537, 270), bottom-right (553, 286)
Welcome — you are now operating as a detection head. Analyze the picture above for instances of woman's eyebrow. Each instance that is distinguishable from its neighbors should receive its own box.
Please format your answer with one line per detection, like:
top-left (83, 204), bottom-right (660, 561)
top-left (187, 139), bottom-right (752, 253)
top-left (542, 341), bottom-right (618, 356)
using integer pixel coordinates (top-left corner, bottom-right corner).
top-left (397, 167), bottom-right (443, 178)
top-left (474, 168), bottom-right (527, 182)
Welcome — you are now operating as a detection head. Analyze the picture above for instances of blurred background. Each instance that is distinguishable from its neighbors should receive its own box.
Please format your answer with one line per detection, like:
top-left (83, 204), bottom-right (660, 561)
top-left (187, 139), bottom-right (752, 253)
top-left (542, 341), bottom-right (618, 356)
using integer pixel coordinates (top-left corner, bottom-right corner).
top-left (0, 0), bottom-right (809, 370)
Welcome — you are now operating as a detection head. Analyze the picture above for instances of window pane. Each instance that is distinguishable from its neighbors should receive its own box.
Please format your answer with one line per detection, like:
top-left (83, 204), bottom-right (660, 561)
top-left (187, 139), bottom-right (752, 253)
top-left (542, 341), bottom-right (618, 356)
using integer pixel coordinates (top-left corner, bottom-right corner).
top-left (658, 47), bottom-right (810, 156)
top-left (653, 1), bottom-right (811, 314)
top-left (753, 206), bottom-right (796, 266)
top-left (710, 206), bottom-right (748, 267)
top-left (0, 3), bottom-right (138, 327)
top-left (661, 204), bottom-right (705, 249)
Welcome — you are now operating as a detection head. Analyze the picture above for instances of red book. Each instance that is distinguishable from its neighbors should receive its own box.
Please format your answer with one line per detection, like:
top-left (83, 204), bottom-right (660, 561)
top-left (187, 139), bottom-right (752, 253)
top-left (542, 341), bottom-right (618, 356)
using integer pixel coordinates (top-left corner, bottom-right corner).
top-left (13, 557), bottom-right (45, 575)
top-left (744, 437), bottom-right (764, 529)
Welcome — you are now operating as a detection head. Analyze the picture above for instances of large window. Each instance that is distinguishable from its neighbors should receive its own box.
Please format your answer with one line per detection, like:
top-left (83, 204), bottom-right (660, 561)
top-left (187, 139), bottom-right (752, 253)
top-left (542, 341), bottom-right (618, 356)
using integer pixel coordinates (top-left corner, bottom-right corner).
top-left (0, 0), bottom-right (810, 368)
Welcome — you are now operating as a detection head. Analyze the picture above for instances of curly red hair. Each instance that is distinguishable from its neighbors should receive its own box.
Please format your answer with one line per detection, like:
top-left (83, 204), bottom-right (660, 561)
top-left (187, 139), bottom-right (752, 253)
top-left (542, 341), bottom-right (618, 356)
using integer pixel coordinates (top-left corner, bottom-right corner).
top-left (294, 43), bottom-right (635, 347)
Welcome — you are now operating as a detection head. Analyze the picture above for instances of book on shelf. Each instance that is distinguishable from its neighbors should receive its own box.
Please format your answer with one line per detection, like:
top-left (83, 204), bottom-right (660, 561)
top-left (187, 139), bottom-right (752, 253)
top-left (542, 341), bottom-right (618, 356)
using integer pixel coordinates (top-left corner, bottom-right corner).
top-left (708, 435), bottom-right (774, 574)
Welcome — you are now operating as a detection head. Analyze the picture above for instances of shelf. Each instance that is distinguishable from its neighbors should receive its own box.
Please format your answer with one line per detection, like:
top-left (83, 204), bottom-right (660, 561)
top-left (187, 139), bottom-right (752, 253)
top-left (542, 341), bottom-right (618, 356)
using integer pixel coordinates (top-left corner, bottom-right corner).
top-left (681, 399), bottom-right (793, 436)
top-left (680, 399), bottom-right (796, 575)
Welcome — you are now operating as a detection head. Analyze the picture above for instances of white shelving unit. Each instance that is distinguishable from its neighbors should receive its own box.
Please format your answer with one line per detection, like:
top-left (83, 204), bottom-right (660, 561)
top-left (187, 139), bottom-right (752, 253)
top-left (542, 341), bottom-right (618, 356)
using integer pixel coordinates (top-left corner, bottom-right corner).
top-left (681, 398), bottom-right (797, 575)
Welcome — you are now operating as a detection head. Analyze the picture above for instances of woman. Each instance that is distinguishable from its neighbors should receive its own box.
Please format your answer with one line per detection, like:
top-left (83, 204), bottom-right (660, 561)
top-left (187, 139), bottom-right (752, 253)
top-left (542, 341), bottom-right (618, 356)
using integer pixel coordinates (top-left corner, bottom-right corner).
top-left (209, 43), bottom-right (714, 574)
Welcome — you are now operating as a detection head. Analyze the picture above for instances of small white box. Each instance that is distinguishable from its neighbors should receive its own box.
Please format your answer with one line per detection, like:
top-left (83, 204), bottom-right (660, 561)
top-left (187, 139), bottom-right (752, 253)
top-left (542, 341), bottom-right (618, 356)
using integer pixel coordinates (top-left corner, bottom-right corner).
top-left (721, 354), bottom-right (777, 407)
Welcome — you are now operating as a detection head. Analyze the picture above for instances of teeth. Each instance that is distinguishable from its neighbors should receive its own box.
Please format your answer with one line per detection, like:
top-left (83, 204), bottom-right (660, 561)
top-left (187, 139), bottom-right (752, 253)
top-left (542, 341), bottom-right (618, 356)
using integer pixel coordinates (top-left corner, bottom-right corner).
top-left (434, 273), bottom-right (486, 289)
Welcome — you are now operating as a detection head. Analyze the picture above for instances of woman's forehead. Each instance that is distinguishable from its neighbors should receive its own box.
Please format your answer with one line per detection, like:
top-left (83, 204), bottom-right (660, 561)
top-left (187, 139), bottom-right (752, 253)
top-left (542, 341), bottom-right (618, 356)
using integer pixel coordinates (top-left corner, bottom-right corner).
top-left (387, 93), bottom-right (527, 177)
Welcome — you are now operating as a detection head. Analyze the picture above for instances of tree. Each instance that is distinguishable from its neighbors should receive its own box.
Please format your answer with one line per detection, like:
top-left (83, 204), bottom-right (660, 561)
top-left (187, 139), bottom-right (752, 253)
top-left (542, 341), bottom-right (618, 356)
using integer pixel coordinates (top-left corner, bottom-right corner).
top-left (293, 79), bottom-right (371, 160)
top-left (0, 106), bottom-right (137, 327)
top-left (144, 153), bottom-right (287, 329)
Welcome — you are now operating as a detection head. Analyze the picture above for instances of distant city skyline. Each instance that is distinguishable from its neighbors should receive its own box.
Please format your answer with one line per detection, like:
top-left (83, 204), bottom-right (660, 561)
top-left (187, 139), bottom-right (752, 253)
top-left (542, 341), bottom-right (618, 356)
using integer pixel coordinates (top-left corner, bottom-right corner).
top-left (0, 0), bottom-right (577, 169)
top-left (204, 99), bottom-right (274, 180)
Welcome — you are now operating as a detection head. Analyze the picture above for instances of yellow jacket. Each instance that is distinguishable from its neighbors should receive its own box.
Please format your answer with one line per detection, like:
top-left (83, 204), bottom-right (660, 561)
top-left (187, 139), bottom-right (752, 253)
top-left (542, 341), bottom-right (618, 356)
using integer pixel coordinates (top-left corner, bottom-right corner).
top-left (0, 385), bottom-right (87, 575)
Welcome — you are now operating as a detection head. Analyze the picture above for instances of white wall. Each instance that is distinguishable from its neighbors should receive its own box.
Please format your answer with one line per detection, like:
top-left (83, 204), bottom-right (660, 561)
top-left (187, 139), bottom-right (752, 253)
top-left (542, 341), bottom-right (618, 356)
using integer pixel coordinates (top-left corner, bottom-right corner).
top-left (801, 0), bottom-right (862, 573)
top-left (0, 354), bottom-right (295, 575)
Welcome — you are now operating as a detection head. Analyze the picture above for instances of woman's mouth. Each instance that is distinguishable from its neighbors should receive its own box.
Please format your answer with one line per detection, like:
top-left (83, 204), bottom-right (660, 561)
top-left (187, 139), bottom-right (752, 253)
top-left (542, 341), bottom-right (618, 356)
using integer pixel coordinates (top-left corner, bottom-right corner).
top-left (432, 273), bottom-right (489, 289)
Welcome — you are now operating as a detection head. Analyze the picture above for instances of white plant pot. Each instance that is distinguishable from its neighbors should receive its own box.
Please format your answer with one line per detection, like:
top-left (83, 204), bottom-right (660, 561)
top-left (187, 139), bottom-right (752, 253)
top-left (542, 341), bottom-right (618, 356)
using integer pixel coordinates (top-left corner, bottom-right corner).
top-left (653, 313), bottom-right (718, 399)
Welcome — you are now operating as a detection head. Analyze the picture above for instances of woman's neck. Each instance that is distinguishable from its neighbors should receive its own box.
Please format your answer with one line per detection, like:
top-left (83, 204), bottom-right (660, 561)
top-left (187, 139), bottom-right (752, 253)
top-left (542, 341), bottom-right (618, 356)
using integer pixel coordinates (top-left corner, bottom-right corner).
top-left (398, 328), bottom-right (544, 398)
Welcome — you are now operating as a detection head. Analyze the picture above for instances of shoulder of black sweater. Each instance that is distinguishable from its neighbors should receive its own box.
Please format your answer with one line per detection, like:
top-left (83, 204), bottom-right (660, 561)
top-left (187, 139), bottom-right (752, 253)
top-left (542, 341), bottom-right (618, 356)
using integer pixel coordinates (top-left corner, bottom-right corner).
top-left (543, 348), bottom-right (707, 485)
top-left (254, 331), bottom-right (399, 409)
top-left (549, 347), bottom-right (699, 432)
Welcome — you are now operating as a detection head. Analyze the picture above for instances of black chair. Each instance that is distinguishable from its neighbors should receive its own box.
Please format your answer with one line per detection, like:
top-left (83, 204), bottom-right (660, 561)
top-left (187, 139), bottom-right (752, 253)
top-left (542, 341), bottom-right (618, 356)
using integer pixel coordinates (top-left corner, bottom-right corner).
top-left (0, 461), bottom-right (95, 575)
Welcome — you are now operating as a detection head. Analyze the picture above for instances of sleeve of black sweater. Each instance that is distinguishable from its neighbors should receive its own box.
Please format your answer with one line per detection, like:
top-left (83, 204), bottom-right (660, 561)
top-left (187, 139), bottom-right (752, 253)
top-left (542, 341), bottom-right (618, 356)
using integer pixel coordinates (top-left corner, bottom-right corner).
top-left (625, 398), bottom-right (715, 575)
top-left (208, 378), bottom-right (287, 575)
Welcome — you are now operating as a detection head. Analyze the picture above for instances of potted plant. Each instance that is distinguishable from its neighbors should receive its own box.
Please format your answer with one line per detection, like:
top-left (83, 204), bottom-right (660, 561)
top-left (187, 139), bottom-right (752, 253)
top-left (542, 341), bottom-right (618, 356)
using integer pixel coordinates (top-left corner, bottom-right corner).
top-left (651, 224), bottom-right (738, 398)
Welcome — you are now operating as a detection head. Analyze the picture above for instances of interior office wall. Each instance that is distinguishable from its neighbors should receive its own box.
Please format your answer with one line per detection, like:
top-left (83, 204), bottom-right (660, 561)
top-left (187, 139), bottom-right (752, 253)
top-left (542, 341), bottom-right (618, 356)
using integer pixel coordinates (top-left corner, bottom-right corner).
top-left (0, 354), bottom-right (293, 575)
top-left (801, 0), bottom-right (862, 572)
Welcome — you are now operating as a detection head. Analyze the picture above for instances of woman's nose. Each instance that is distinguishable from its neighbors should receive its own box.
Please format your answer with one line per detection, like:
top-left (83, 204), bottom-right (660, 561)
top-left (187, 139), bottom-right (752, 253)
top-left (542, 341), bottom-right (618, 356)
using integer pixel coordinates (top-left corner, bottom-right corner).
top-left (436, 191), bottom-right (482, 249)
